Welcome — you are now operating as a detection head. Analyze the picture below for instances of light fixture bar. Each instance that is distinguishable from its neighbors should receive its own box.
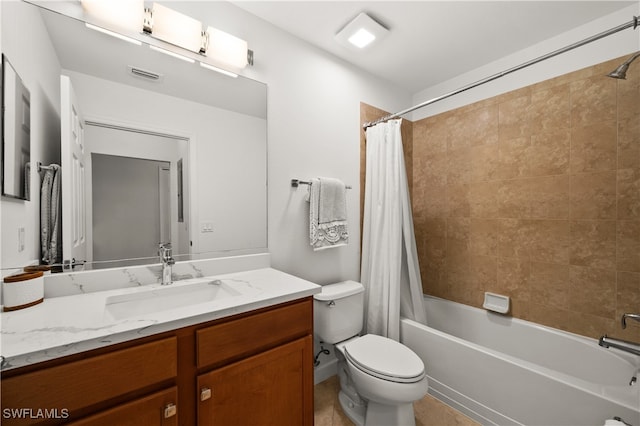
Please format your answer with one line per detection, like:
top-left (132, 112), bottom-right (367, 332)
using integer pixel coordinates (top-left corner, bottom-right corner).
top-left (199, 62), bottom-right (238, 78)
top-left (149, 45), bottom-right (195, 63)
top-left (85, 23), bottom-right (142, 45)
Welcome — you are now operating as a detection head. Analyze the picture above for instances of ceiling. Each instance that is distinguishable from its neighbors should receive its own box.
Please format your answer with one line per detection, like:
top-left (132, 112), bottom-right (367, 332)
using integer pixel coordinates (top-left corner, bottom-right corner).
top-left (234, 1), bottom-right (637, 93)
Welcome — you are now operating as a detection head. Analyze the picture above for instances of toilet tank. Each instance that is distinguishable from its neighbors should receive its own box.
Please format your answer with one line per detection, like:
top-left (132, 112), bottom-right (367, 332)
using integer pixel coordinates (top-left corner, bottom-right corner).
top-left (313, 281), bottom-right (364, 344)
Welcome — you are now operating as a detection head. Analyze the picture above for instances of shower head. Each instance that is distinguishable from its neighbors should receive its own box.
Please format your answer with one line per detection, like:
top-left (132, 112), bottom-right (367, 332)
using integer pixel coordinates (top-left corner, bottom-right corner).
top-left (607, 51), bottom-right (640, 79)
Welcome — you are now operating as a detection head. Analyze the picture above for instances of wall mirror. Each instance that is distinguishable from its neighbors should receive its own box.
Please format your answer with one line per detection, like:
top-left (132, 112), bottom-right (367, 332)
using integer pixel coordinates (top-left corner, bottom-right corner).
top-left (1, 54), bottom-right (31, 201)
top-left (1, 1), bottom-right (267, 272)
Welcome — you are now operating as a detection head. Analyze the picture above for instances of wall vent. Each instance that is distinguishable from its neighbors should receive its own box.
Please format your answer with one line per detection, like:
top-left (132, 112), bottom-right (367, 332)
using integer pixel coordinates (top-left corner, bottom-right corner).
top-left (128, 66), bottom-right (164, 82)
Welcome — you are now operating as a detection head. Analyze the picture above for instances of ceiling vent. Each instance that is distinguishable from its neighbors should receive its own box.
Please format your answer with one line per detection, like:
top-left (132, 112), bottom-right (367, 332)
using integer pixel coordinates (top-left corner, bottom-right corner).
top-left (128, 65), bottom-right (164, 82)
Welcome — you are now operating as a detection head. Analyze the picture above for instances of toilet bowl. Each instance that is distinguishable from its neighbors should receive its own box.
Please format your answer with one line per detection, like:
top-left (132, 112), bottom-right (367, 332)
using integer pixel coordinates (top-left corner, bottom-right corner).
top-left (314, 281), bottom-right (429, 426)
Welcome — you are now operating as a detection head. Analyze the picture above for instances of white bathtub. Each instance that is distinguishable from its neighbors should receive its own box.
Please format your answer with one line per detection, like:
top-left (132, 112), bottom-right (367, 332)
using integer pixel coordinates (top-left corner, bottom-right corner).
top-left (400, 296), bottom-right (640, 426)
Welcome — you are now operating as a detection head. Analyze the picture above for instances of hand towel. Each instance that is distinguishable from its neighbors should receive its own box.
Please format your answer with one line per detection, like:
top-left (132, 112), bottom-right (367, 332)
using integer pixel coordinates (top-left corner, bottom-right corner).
top-left (308, 177), bottom-right (349, 250)
top-left (40, 164), bottom-right (61, 264)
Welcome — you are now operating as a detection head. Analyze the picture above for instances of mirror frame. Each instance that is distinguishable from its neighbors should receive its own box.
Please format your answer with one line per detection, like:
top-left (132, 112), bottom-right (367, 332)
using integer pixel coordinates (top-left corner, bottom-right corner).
top-left (1, 53), bottom-right (32, 201)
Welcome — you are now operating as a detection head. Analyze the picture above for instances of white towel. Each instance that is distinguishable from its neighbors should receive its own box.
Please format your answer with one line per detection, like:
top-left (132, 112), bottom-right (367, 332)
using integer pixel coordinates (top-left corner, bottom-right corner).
top-left (308, 177), bottom-right (349, 250)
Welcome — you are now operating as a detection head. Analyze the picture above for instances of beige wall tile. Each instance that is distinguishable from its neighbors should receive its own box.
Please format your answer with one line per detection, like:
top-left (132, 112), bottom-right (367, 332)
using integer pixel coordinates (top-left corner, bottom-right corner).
top-left (570, 171), bottom-right (617, 220)
top-left (570, 120), bottom-right (617, 173)
top-left (529, 175), bottom-right (571, 219)
top-left (529, 262), bottom-right (571, 310)
top-left (568, 265), bottom-right (616, 318)
top-left (524, 129), bottom-right (571, 177)
top-left (617, 168), bottom-right (640, 220)
top-left (617, 114), bottom-right (640, 169)
top-left (570, 75), bottom-right (616, 126)
top-left (569, 220), bottom-right (616, 269)
top-left (617, 220), bottom-right (640, 272)
top-left (498, 179), bottom-right (530, 219)
top-left (468, 181), bottom-right (500, 218)
top-left (529, 83), bottom-right (571, 134)
top-left (528, 219), bottom-right (570, 264)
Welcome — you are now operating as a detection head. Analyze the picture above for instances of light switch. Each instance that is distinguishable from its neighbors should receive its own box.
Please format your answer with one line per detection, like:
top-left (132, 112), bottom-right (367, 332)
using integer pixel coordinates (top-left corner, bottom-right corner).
top-left (18, 227), bottom-right (25, 252)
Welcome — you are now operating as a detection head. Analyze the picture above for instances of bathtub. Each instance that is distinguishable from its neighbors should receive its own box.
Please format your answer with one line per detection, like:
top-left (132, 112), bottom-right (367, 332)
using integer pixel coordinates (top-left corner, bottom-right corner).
top-left (400, 296), bottom-right (640, 426)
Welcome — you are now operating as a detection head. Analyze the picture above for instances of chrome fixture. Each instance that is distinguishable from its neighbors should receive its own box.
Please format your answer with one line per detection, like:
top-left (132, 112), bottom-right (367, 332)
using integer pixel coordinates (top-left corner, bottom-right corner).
top-left (158, 243), bottom-right (175, 285)
top-left (607, 51), bottom-right (640, 79)
top-left (598, 335), bottom-right (640, 357)
top-left (621, 313), bottom-right (640, 329)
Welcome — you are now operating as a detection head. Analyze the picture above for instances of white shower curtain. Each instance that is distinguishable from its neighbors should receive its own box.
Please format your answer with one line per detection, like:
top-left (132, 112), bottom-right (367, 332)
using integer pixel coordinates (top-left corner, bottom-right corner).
top-left (361, 119), bottom-right (426, 341)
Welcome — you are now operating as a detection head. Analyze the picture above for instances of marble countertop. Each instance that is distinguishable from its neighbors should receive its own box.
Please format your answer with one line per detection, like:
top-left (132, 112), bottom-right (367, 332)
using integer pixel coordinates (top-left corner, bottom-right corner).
top-left (0, 267), bottom-right (320, 371)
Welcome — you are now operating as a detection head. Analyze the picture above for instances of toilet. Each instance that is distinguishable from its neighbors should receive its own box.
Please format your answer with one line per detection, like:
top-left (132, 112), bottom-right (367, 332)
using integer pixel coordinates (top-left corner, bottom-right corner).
top-left (314, 281), bottom-right (429, 426)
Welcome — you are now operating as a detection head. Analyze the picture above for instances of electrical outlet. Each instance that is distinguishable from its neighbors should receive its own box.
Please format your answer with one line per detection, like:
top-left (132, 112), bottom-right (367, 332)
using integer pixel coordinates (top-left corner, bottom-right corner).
top-left (200, 222), bottom-right (214, 233)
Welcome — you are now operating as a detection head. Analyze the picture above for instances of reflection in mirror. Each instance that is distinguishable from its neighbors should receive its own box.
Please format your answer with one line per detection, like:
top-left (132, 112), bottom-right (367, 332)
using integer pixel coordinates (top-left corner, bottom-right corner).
top-left (0, 2), bottom-right (267, 273)
top-left (1, 54), bottom-right (31, 201)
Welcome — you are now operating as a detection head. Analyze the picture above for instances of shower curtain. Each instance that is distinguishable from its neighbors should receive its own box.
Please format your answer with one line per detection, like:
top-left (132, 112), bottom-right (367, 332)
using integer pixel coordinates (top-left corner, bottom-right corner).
top-left (361, 119), bottom-right (426, 341)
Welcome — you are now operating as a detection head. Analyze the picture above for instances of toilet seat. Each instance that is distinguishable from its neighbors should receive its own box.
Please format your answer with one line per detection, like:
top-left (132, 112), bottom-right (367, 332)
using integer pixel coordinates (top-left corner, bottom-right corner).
top-left (344, 334), bottom-right (426, 383)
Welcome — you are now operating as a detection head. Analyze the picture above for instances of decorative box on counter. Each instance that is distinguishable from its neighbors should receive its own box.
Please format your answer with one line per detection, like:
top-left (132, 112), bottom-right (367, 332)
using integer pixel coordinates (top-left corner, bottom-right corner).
top-left (3, 271), bottom-right (44, 311)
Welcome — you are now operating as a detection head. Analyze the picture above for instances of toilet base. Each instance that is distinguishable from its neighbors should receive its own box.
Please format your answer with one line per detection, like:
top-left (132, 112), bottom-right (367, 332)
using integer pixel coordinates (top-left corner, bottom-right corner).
top-left (338, 390), bottom-right (365, 426)
top-left (338, 389), bottom-right (417, 426)
top-left (365, 400), bottom-right (416, 426)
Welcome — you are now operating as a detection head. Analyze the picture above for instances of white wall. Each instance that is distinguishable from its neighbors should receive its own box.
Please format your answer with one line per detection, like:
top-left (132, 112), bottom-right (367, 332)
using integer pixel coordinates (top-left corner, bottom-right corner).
top-left (411, 4), bottom-right (640, 121)
top-left (0, 2), bottom-right (62, 271)
top-left (167, 2), bottom-right (412, 285)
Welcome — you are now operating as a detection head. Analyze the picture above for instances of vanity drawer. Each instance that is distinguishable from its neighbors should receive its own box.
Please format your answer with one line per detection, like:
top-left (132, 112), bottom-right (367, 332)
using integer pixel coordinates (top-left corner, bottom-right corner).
top-left (196, 298), bottom-right (312, 369)
top-left (68, 386), bottom-right (178, 426)
top-left (1, 337), bottom-right (177, 425)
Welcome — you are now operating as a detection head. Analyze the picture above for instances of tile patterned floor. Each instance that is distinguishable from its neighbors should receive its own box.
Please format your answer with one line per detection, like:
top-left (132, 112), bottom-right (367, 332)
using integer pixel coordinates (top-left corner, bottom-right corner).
top-left (314, 376), bottom-right (480, 426)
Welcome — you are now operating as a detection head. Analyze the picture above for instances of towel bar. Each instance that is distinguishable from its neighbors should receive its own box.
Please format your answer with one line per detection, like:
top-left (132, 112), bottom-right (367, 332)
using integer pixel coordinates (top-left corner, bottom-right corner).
top-left (291, 179), bottom-right (352, 189)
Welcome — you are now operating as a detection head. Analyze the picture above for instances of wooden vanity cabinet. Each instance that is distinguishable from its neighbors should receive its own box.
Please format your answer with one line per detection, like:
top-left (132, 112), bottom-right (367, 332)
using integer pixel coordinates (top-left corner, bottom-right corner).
top-left (195, 299), bottom-right (314, 426)
top-left (0, 297), bottom-right (313, 425)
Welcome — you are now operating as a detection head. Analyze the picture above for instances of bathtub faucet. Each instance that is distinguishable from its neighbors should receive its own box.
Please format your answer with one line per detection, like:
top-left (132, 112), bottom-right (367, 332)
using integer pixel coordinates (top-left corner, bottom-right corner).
top-left (598, 335), bottom-right (640, 357)
top-left (621, 313), bottom-right (640, 329)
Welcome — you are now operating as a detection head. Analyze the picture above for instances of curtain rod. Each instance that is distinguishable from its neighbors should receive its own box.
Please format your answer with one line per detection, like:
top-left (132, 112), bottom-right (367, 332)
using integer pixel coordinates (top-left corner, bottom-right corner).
top-left (363, 15), bottom-right (639, 130)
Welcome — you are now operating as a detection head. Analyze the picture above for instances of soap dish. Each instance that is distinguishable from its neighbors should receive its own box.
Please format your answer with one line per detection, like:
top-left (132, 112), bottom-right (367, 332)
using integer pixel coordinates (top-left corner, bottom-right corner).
top-left (483, 292), bottom-right (510, 314)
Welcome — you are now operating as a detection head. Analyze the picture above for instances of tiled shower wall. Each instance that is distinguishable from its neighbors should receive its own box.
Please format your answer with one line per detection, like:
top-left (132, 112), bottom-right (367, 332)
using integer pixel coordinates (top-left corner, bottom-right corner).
top-left (362, 55), bottom-right (639, 340)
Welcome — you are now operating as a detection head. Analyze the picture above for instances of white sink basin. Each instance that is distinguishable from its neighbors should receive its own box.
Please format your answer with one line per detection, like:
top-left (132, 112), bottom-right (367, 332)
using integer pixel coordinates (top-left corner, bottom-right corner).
top-left (105, 279), bottom-right (246, 320)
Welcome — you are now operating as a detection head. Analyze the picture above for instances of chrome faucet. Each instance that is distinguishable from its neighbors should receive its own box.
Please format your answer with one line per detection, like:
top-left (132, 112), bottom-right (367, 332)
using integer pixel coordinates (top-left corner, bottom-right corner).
top-left (598, 335), bottom-right (640, 357)
top-left (622, 313), bottom-right (640, 329)
top-left (158, 243), bottom-right (175, 285)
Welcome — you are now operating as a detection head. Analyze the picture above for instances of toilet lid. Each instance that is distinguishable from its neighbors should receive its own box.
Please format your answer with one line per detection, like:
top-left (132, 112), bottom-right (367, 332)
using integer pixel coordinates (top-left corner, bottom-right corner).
top-left (344, 334), bottom-right (425, 383)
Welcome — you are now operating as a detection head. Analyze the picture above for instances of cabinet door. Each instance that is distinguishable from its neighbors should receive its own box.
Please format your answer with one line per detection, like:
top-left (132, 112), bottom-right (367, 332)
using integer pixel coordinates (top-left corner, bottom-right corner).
top-left (197, 336), bottom-right (313, 426)
top-left (67, 387), bottom-right (178, 426)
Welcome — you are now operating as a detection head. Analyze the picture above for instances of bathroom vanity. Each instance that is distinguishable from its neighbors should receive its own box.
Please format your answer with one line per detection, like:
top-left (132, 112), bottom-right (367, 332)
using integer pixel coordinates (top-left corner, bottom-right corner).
top-left (0, 266), bottom-right (319, 425)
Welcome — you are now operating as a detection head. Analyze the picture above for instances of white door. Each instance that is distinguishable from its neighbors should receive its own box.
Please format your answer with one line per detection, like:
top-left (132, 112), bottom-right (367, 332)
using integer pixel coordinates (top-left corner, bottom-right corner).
top-left (60, 75), bottom-right (87, 268)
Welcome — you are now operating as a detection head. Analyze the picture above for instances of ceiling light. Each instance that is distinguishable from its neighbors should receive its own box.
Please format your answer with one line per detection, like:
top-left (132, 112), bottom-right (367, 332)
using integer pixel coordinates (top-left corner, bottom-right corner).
top-left (336, 12), bottom-right (388, 50)
top-left (81, 0), bottom-right (144, 33)
top-left (206, 27), bottom-right (249, 68)
top-left (85, 23), bottom-right (142, 45)
top-left (349, 29), bottom-right (376, 49)
top-left (149, 45), bottom-right (195, 63)
top-left (146, 3), bottom-right (204, 53)
top-left (200, 62), bottom-right (238, 78)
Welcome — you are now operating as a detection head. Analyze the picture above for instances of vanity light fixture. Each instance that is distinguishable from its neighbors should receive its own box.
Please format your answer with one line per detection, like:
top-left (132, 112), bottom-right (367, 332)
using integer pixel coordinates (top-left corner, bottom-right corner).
top-left (80, 0), bottom-right (144, 34)
top-left (199, 62), bottom-right (238, 78)
top-left (81, 0), bottom-right (253, 72)
top-left (335, 12), bottom-right (389, 50)
top-left (85, 23), bottom-right (142, 46)
top-left (206, 27), bottom-right (249, 69)
top-left (149, 45), bottom-right (196, 63)
top-left (144, 3), bottom-right (206, 54)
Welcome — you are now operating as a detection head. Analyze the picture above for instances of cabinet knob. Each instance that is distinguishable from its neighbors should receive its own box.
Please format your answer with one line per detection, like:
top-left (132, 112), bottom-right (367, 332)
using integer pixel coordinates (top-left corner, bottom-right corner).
top-left (164, 403), bottom-right (177, 419)
top-left (200, 387), bottom-right (212, 401)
